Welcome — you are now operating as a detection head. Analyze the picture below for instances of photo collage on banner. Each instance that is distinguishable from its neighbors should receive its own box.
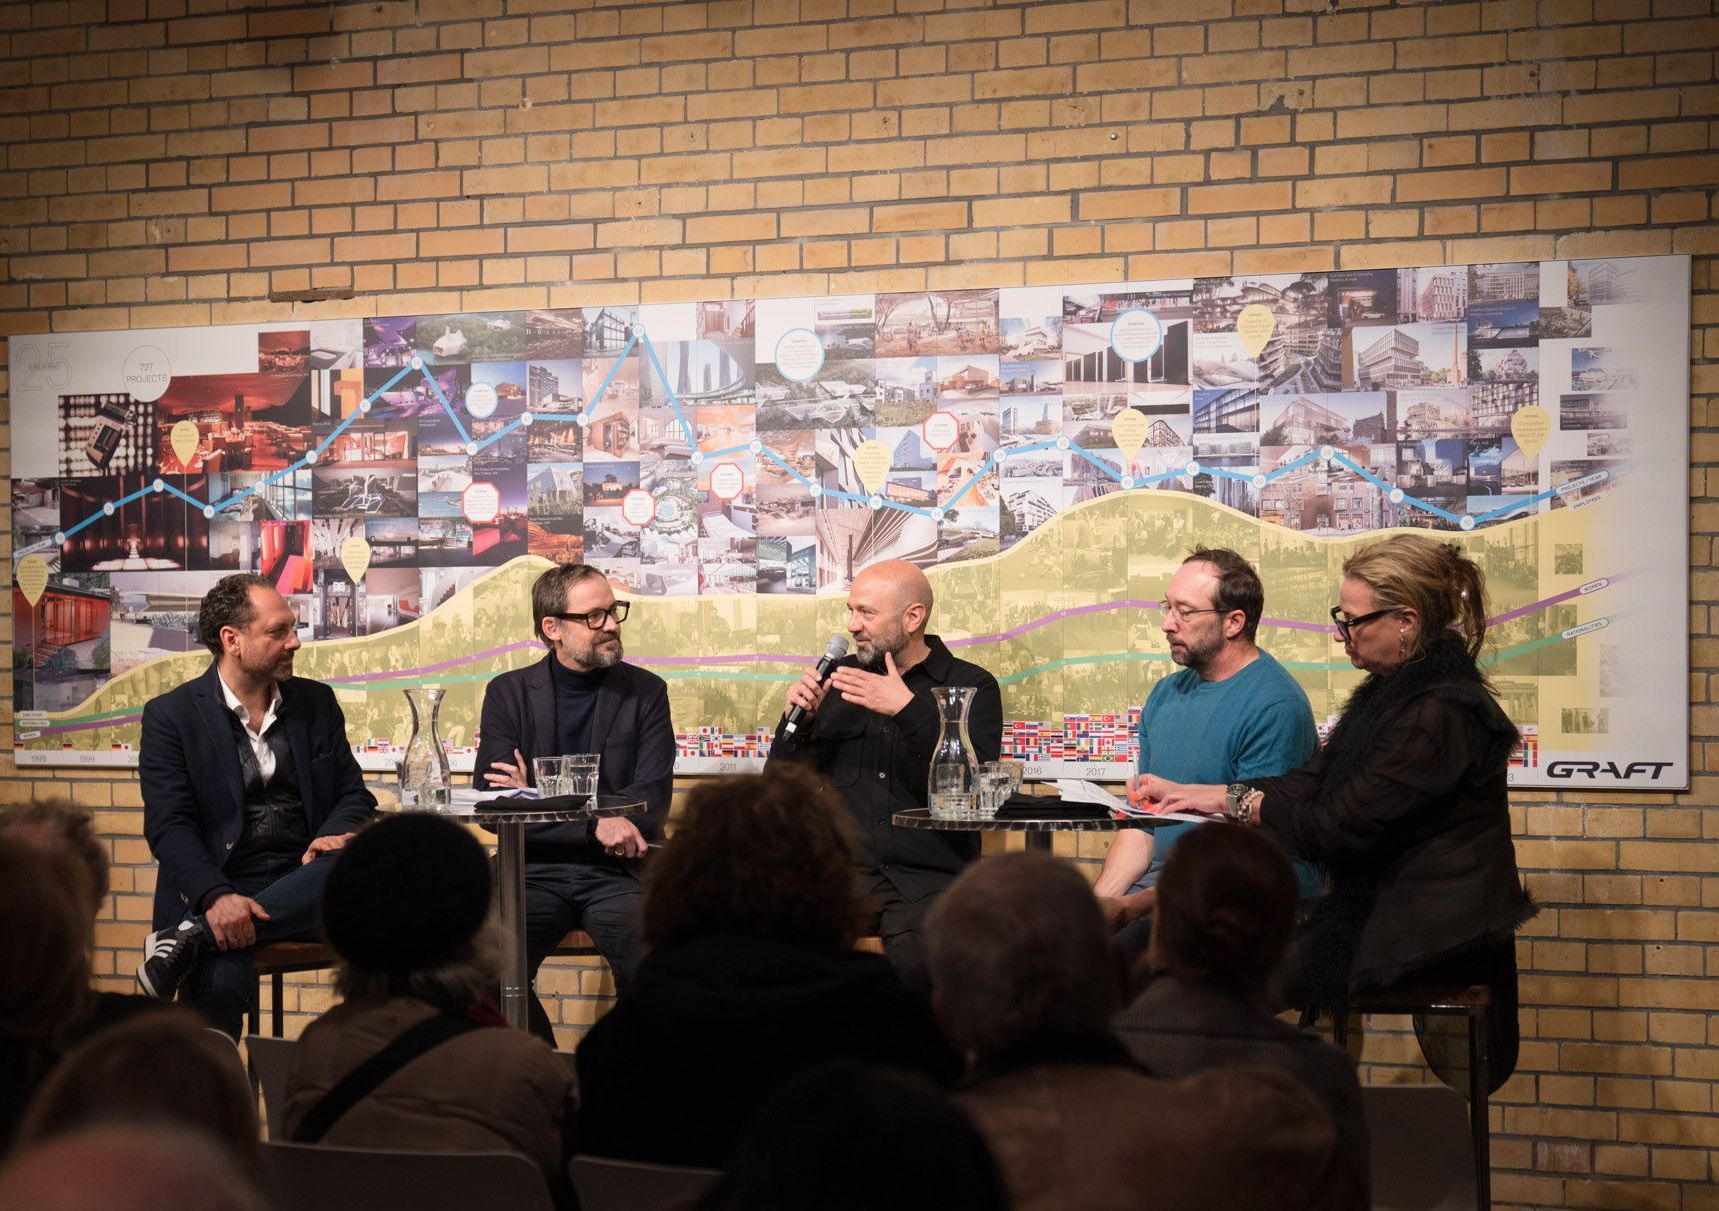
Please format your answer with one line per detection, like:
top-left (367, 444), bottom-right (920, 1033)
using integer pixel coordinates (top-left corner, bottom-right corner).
top-left (6, 255), bottom-right (1690, 788)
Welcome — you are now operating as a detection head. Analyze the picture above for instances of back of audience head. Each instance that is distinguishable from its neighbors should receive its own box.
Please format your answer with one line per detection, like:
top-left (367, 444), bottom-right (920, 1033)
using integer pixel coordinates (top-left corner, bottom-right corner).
top-left (18, 1010), bottom-right (258, 1171)
top-left (320, 812), bottom-right (503, 1008)
top-left (0, 1124), bottom-right (265, 1211)
top-left (0, 799), bottom-right (108, 912)
top-left (698, 1062), bottom-right (1010, 1211)
top-left (643, 765), bottom-right (864, 952)
top-left (0, 837), bottom-right (93, 1047)
top-left (926, 852), bottom-right (1120, 1060)
top-left (1148, 822), bottom-right (1297, 998)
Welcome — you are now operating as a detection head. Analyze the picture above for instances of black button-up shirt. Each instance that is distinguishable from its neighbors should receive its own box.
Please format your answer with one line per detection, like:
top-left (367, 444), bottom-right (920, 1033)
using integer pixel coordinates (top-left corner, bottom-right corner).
top-left (767, 634), bottom-right (1002, 900)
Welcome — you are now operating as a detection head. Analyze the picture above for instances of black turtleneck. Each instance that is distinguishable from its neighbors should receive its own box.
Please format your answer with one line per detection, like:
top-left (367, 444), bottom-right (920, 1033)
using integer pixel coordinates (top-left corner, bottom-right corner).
top-left (550, 657), bottom-right (608, 759)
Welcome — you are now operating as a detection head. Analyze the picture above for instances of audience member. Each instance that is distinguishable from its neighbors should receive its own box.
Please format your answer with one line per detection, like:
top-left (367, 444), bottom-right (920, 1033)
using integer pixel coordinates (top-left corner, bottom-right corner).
top-left (1, 800), bottom-right (170, 1039)
top-left (0, 1124), bottom-right (266, 1211)
top-left (17, 1009), bottom-right (258, 1172)
top-left (576, 767), bottom-right (960, 1167)
top-left (0, 799), bottom-right (110, 909)
top-left (1112, 823), bottom-right (1368, 1195)
top-left (283, 813), bottom-right (575, 1209)
top-left (697, 1063), bottom-right (1010, 1211)
top-left (0, 838), bottom-right (94, 1152)
top-left (927, 852), bottom-right (1363, 1211)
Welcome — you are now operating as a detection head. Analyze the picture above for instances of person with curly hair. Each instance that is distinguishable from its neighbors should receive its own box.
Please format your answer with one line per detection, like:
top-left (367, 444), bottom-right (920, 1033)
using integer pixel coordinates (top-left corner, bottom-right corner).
top-left (574, 765), bottom-right (959, 1167)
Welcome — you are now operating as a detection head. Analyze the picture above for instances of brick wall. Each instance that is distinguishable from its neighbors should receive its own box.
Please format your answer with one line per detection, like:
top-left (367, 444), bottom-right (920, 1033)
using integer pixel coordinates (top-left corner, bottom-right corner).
top-left (2, 0), bottom-right (1716, 1204)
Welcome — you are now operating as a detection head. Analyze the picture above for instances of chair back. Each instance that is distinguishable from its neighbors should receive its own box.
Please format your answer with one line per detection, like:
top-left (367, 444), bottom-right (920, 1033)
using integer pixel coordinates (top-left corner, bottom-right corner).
top-left (260, 1140), bottom-right (553, 1211)
top-left (247, 1035), bottom-right (297, 1141)
top-left (1361, 1083), bottom-right (1478, 1211)
top-left (570, 1154), bottom-right (722, 1211)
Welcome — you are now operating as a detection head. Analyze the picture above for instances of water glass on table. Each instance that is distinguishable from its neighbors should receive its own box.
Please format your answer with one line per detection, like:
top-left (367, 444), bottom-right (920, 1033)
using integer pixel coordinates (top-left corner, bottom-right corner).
top-left (975, 763), bottom-right (1015, 819)
top-left (565, 753), bottom-right (601, 808)
top-left (532, 755), bottom-right (572, 800)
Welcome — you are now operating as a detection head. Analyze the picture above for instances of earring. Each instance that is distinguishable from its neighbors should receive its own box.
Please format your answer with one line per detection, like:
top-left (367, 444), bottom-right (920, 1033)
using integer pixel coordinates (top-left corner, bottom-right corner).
top-left (1398, 627), bottom-right (1409, 659)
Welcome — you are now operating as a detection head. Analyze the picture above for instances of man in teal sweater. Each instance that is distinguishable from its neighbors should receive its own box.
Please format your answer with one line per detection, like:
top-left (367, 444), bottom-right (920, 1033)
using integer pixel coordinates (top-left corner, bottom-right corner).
top-left (1094, 547), bottom-right (1320, 951)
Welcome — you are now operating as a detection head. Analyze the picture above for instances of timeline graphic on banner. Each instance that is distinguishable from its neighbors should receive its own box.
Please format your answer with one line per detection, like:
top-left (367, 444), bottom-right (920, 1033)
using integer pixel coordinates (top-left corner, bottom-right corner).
top-left (7, 256), bottom-right (1691, 789)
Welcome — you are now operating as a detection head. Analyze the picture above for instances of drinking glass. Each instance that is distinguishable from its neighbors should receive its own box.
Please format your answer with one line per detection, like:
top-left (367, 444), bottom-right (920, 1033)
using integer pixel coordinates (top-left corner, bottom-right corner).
top-left (532, 755), bottom-right (571, 800)
top-left (565, 753), bottom-right (601, 807)
top-left (975, 763), bottom-right (1015, 819)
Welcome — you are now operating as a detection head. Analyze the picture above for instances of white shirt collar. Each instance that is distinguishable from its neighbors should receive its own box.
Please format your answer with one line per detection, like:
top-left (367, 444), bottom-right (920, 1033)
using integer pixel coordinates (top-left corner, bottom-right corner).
top-left (217, 670), bottom-right (283, 737)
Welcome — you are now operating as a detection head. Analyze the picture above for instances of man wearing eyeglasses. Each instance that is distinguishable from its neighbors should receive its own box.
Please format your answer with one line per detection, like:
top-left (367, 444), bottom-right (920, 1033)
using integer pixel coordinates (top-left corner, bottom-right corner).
top-left (1092, 546), bottom-right (1318, 949)
top-left (474, 561), bottom-right (674, 1043)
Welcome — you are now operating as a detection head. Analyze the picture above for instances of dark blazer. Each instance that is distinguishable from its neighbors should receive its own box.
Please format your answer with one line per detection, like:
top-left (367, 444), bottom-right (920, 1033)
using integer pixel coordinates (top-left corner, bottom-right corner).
top-left (140, 663), bottom-right (377, 930)
top-left (471, 655), bottom-right (674, 849)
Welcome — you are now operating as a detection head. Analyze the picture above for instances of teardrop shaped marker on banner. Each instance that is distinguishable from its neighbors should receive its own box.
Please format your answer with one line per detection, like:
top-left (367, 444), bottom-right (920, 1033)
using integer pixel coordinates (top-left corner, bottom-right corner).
top-left (1236, 304), bottom-right (1276, 357)
top-left (340, 536), bottom-right (372, 584)
top-left (169, 420), bottom-right (200, 471)
top-left (1510, 404), bottom-right (1551, 461)
top-left (1111, 407), bottom-right (1147, 473)
top-left (15, 554), bottom-right (48, 606)
top-left (853, 440), bottom-right (892, 495)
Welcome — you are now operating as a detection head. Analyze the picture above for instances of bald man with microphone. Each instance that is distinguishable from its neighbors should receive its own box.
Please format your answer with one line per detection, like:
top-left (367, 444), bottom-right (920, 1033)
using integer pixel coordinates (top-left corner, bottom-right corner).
top-left (766, 559), bottom-right (1002, 993)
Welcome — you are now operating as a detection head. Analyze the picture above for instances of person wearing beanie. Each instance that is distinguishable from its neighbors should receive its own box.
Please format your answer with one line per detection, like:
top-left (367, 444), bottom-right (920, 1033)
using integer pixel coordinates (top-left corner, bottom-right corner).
top-left (283, 814), bottom-right (577, 1211)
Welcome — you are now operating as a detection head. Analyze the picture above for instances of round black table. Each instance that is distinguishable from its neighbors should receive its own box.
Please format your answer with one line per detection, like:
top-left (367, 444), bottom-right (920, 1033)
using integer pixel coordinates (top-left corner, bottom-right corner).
top-left (891, 807), bottom-right (1182, 853)
top-left (426, 793), bottom-right (643, 1031)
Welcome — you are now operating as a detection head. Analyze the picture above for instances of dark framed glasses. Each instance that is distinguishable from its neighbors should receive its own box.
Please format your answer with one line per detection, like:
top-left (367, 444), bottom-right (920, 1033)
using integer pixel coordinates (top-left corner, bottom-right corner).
top-left (553, 601), bottom-right (630, 629)
top-left (1329, 604), bottom-right (1394, 641)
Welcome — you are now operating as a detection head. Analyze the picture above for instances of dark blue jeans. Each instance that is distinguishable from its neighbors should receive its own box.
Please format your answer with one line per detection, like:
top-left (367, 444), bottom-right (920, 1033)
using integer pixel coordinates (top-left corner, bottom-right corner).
top-left (523, 858), bottom-right (644, 1045)
top-left (181, 851), bottom-right (337, 1039)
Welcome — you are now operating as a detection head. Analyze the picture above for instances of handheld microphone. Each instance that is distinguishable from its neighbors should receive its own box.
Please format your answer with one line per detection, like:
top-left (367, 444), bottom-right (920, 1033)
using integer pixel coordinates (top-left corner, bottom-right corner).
top-left (783, 634), bottom-right (851, 735)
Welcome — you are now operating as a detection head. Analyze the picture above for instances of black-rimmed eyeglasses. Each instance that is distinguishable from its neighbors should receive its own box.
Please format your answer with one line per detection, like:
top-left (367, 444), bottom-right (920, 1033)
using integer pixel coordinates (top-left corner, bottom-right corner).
top-left (553, 602), bottom-right (630, 629)
top-left (1158, 599), bottom-right (1228, 622)
top-left (1329, 604), bottom-right (1394, 641)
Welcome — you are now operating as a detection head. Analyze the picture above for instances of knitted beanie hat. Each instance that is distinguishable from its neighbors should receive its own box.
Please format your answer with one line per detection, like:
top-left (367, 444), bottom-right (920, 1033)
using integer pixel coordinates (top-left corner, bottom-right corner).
top-left (320, 813), bottom-right (491, 972)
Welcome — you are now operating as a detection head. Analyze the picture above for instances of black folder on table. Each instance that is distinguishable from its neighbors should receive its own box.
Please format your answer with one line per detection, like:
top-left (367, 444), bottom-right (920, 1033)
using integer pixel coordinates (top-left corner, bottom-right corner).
top-left (993, 793), bottom-right (1109, 821)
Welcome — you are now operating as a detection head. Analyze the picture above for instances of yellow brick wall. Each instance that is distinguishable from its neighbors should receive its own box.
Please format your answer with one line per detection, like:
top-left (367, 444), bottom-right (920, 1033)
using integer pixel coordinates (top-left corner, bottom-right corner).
top-left (2, 1), bottom-right (1716, 1204)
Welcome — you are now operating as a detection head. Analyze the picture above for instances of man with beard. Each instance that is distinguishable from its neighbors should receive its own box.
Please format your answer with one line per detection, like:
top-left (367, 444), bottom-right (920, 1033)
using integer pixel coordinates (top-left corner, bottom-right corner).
top-left (1092, 547), bottom-right (1318, 952)
top-left (137, 574), bottom-right (376, 1037)
top-left (767, 558), bottom-right (1001, 993)
top-left (474, 561), bottom-right (674, 1042)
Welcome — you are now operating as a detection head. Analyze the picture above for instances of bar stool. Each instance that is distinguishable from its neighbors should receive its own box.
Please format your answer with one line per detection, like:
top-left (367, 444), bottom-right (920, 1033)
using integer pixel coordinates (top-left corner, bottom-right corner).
top-left (1328, 984), bottom-right (1493, 1211)
top-left (251, 941), bottom-right (338, 1038)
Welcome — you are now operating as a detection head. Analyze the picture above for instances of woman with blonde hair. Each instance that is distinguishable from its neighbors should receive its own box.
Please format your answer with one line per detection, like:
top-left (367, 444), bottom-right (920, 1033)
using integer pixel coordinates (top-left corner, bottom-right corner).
top-left (1135, 532), bottom-right (1532, 1087)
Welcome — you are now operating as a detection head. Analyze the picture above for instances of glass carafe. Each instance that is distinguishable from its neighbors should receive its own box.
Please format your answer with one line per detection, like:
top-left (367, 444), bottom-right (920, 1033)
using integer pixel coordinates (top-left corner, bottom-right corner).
top-left (400, 687), bottom-right (452, 810)
top-left (927, 685), bottom-right (978, 820)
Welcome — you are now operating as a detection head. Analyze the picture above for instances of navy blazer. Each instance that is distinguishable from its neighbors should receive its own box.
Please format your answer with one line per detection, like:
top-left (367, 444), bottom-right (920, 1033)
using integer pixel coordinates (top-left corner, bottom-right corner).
top-left (140, 663), bottom-right (378, 930)
top-left (471, 655), bottom-right (675, 850)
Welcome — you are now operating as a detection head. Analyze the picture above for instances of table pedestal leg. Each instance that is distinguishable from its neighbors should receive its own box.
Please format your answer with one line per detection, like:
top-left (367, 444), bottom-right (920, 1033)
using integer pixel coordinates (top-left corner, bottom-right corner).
top-left (494, 820), bottom-right (530, 1031)
top-left (1023, 830), bottom-right (1052, 854)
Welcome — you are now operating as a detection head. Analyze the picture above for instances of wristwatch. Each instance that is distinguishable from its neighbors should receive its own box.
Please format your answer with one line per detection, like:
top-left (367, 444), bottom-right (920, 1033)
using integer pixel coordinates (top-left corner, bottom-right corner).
top-left (1224, 782), bottom-right (1260, 825)
top-left (1224, 782), bottom-right (1249, 818)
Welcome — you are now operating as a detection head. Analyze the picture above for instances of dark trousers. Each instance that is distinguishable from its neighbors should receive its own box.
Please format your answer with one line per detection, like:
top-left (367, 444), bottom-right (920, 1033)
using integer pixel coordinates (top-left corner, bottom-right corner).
top-left (180, 851), bottom-right (336, 1039)
top-left (858, 872), bottom-right (949, 997)
top-left (523, 859), bottom-right (645, 1046)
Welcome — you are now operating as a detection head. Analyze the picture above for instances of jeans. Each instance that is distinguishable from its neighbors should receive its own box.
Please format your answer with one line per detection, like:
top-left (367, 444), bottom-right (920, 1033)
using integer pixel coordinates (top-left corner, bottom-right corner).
top-left (180, 851), bottom-right (337, 1039)
top-left (522, 859), bottom-right (645, 1045)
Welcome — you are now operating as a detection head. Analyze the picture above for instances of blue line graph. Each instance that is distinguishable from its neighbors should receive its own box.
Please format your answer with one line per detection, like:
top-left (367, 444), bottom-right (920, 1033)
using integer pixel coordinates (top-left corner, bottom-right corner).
top-left (17, 326), bottom-right (1619, 565)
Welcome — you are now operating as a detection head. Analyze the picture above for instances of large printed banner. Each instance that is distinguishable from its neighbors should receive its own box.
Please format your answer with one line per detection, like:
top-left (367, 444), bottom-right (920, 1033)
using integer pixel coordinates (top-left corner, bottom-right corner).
top-left (8, 255), bottom-right (1690, 788)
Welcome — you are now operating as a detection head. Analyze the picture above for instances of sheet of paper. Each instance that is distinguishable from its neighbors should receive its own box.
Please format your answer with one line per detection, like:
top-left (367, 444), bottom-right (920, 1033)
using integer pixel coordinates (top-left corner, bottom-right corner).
top-left (1052, 779), bottom-right (1212, 824)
